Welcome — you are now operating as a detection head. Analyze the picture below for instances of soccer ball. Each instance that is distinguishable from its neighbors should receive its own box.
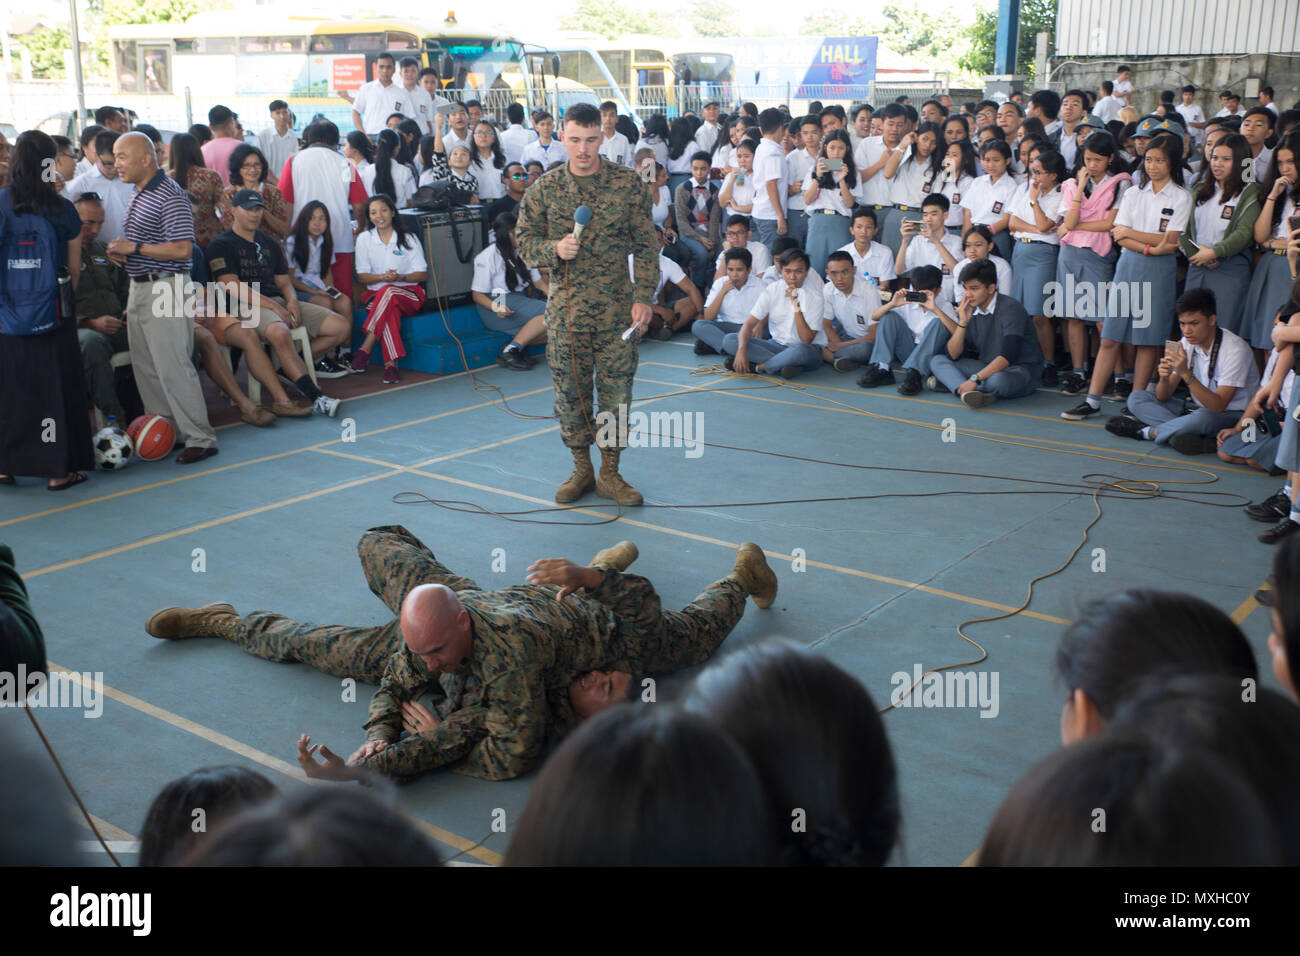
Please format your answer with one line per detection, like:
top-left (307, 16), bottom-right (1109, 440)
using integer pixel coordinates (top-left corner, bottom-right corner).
top-left (94, 425), bottom-right (135, 470)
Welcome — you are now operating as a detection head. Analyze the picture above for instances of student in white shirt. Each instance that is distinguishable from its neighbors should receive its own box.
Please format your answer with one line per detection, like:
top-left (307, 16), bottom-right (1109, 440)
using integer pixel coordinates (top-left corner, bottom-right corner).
top-left (838, 207), bottom-right (897, 290)
top-left (441, 103), bottom-right (472, 156)
top-left (639, 114), bottom-right (670, 167)
top-left (1107, 288), bottom-right (1259, 451)
top-left (718, 139), bottom-right (757, 216)
top-left (756, 237), bottom-right (822, 287)
top-left (650, 163), bottom-right (672, 230)
top-left (352, 54), bottom-right (407, 135)
top-left (714, 214), bottom-right (773, 280)
top-left (65, 131), bottom-right (135, 243)
top-left (784, 114), bottom-right (821, 248)
top-left (351, 195), bottom-right (429, 385)
top-left (469, 121), bottom-right (508, 201)
top-left (880, 121), bottom-right (944, 252)
top-left (803, 130), bottom-right (862, 275)
top-left (938, 139), bottom-right (978, 233)
top-left (896, 194), bottom-right (962, 304)
top-left (664, 117), bottom-right (697, 194)
top-left (283, 200), bottom-right (352, 323)
top-left (722, 247), bottom-right (826, 379)
top-left (257, 99), bottom-right (297, 186)
top-left (1260, 86), bottom-right (1280, 117)
top-left (951, 226), bottom-right (1013, 305)
top-left (598, 101), bottom-right (633, 166)
top-left (850, 104), bottom-right (874, 149)
top-left (397, 56), bottom-right (437, 134)
top-left (713, 117), bottom-right (747, 177)
top-left (1114, 66), bottom-right (1134, 109)
top-left (856, 264), bottom-right (959, 393)
top-left (1006, 148), bottom-right (1067, 383)
top-left (360, 129), bottom-right (416, 209)
top-left (693, 101), bottom-right (724, 155)
top-left (1093, 81), bottom-right (1124, 125)
top-left (1183, 132), bottom-right (1262, 340)
top-left (1175, 86), bottom-right (1207, 148)
top-left (1241, 107), bottom-right (1276, 184)
top-left (749, 108), bottom-right (790, 253)
top-left (820, 251), bottom-right (882, 371)
top-left (445, 145), bottom-right (479, 204)
top-left (693, 246), bottom-right (764, 355)
top-left (1217, 308), bottom-right (1294, 472)
top-left (962, 140), bottom-right (1018, 259)
top-left (470, 211), bottom-right (549, 370)
top-left (1092, 133), bottom-right (1193, 408)
top-left (855, 103), bottom-right (908, 234)
top-left (1246, 140), bottom-right (1300, 352)
top-left (642, 230), bottom-right (704, 340)
top-left (499, 103), bottom-right (537, 165)
top-left (519, 111), bottom-right (567, 168)
top-left (1215, 91), bottom-right (1247, 119)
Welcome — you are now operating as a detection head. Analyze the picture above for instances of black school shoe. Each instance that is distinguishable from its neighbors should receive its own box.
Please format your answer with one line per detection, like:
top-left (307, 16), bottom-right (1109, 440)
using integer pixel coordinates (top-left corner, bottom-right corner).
top-left (1246, 490), bottom-right (1292, 523)
top-left (1169, 433), bottom-right (1218, 456)
top-left (897, 369), bottom-right (923, 395)
top-left (1060, 372), bottom-right (1088, 395)
top-left (496, 346), bottom-right (531, 371)
top-left (694, 340), bottom-right (717, 355)
top-left (1040, 364), bottom-right (1059, 387)
top-left (1259, 518), bottom-right (1300, 544)
top-left (857, 366), bottom-right (894, 389)
top-left (1060, 401), bottom-right (1099, 421)
top-left (1105, 415), bottom-right (1144, 439)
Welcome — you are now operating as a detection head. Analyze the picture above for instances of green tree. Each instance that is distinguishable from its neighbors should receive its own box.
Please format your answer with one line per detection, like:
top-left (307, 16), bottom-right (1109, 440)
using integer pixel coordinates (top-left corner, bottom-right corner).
top-left (690, 1), bottom-right (739, 38)
top-left (12, 26), bottom-right (73, 80)
top-left (102, 0), bottom-right (215, 26)
top-left (560, 0), bottom-right (676, 39)
top-left (961, 0), bottom-right (1057, 80)
top-left (877, 2), bottom-right (964, 59)
top-left (800, 11), bottom-right (871, 36)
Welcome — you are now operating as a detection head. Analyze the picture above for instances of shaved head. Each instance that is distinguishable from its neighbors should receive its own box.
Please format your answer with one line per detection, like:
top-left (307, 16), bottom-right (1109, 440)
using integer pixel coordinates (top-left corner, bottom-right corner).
top-left (400, 584), bottom-right (473, 673)
top-left (113, 131), bottom-right (157, 185)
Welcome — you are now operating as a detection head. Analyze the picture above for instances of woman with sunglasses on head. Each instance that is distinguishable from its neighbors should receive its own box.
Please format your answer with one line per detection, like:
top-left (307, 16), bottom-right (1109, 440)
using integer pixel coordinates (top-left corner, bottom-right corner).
top-left (217, 144), bottom-right (290, 238)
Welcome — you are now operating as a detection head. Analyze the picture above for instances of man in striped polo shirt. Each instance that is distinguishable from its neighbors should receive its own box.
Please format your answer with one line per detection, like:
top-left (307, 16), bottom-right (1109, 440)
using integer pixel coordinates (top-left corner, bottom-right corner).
top-left (107, 132), bottom-right (217, 464)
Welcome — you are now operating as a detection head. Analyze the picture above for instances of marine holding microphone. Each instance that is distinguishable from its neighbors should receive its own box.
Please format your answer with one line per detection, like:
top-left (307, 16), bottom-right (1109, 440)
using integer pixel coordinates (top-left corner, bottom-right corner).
top-left (517, 102), bottom-right (660, 506)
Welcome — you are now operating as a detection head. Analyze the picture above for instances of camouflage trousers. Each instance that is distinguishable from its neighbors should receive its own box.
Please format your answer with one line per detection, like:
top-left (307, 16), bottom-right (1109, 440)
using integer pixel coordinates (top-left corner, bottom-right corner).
top-left (230, 524), bottom-right (746, 679)
top-left (545, 321), bottom-right (638, 450)
top-left (587, 567), bottom-right (748, 675)
top-left (230, 524), bottom-right (480, 683)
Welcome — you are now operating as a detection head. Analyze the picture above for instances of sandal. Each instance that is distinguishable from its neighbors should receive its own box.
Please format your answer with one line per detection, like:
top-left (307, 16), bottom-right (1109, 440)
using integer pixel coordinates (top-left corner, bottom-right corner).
top-left (47, 472), bottom-right (88, 492)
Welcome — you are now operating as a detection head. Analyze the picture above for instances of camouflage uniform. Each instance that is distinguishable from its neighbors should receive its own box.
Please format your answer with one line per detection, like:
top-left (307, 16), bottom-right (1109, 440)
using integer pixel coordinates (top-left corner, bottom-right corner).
top-left (76, 237), bottom-right (131, 422)
top-left (516, 157), bottom-right (659, 450)
top-left (229, 526), bottom-right (746, 781)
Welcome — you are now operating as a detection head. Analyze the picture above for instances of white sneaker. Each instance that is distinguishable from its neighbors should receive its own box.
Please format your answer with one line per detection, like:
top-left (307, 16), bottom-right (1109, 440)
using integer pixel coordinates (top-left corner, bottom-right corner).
top-left (313, 395), bottom-right (340, 417)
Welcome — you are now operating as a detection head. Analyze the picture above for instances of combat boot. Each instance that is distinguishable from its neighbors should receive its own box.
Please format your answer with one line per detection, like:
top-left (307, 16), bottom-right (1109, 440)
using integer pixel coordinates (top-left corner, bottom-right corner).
top-left (146, 602), bottom-right (239, 640)
top-left (555, 447), bottom-right (596, 503)
top-left (729, 542), bottom-right (778, 608)
top-left (596, 449), bottom-right (643, 506)
top-left (590, 540), bottom-right (639, 571)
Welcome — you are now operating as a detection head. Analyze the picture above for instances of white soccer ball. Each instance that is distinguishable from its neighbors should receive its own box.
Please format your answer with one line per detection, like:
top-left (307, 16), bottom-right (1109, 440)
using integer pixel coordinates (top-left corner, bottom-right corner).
top-left (94, 425), bottom-right (135, 471)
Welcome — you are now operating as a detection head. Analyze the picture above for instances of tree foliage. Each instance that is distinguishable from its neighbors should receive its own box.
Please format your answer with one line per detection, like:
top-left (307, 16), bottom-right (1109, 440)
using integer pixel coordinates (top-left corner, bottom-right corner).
top-left (560, 0), bottom-right (676, 40)
top-left (960, 0), bottom-right (1058, 80)
top-left (689, 1), bottom-right (740, 38)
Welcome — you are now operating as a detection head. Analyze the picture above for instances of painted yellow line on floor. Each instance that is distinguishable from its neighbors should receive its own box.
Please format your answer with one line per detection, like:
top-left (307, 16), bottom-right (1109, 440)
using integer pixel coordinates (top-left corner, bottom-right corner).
top-left (25, 471), bottom-right (399, 578)
top-left (47, 663), bottom-right (504, 866)
top-left (81, 815), bottom-right (136, 843)
top-left (400, 468), bottom-right (1073, 625)
top-left (1230, 583), bottom-right (1268, 625)
top-left (0, 383), bottom-right (556, 530)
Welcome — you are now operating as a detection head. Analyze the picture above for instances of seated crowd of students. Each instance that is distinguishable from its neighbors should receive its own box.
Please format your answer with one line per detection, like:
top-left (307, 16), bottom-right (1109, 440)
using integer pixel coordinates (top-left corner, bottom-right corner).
top-left (25, 72), bottom-right (1300, 519)
top-left (6, 532), bottom-right (1300, 867)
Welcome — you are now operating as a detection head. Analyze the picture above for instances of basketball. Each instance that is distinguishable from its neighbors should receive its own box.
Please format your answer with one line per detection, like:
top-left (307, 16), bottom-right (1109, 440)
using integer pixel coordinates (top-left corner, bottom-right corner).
top-left (127, 415), bottom-right (177, 461)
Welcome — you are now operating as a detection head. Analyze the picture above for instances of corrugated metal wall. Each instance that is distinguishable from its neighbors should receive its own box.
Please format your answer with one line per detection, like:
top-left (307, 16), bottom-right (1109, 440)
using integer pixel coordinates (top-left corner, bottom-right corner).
top-left (1056, 0), bottom-right (1300, 56)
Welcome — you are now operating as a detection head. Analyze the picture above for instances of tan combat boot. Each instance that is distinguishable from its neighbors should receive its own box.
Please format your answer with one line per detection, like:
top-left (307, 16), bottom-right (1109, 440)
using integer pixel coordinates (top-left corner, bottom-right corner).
top-left (590, 540), bottom-right (639, 571)
top-left (555, 446), bottom-right (596, 503)
top-left (596, 448), bottom-right (643, 506)
top-left (729, 542), bottom-right (778, 608)
top-left (145, 602), bottom-right (239, 640)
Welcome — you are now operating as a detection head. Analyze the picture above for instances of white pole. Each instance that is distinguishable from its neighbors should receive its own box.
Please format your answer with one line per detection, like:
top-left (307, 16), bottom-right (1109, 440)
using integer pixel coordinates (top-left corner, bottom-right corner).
top-left (68, 0), bottom-right (87, 136)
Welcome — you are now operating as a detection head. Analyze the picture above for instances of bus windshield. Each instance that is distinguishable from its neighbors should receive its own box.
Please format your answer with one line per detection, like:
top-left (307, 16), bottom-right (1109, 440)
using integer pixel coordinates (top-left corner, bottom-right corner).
top-left (674, 53), bottom-right (734, 84)
top-left (426, 36), bottom-right (525, 94)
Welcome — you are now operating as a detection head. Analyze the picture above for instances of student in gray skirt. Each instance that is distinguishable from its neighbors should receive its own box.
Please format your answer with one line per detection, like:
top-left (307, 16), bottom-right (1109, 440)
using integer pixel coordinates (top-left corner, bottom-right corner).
top-left (1244, 133), bottom-right (1300, 355)
top-left (1184, 133), bottom-right (1262, 338)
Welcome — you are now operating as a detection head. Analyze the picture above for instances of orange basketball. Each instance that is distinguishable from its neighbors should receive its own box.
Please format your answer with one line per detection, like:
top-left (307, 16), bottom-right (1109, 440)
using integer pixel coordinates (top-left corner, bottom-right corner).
top-left (127, 415), bottom-right (177, 461)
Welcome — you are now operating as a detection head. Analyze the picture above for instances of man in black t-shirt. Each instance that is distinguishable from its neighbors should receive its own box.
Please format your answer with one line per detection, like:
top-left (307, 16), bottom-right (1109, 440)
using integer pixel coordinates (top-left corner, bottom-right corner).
top-left (205, 189), bottom-right (346, 416)
top-left (485, 162), bottom-right (528, 233)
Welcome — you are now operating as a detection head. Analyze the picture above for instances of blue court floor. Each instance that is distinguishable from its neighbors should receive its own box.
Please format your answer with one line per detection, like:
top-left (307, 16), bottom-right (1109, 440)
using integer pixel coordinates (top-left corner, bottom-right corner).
top-left (0, 337), bottom-right (1283, 865)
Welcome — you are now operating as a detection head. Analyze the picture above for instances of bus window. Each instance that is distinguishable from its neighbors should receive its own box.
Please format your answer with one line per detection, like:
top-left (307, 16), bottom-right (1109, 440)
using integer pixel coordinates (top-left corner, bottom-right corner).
top-left (240, 37), bottom-right (270, 54)
top-left (270, 36), bottom-right (306, 53)
top-left (175, 39), bottom-right (196, 53)
top-left (386, 32), bottom-right (418, 50)
top-left (114, 40), bottom-right (140, 92)
top-left (141, 45), bottom-right (171, 93)
top-left (635, 49), bottom-right (666, 64)
top-left (602, 50), bottom-right (628, 85)
top-left (196, 37), bottom-right (236, 54)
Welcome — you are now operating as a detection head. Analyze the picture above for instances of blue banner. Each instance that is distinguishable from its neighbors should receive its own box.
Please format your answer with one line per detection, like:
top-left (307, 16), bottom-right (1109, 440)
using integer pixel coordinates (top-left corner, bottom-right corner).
top-left (798, 37), bottom-right (878, 95)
